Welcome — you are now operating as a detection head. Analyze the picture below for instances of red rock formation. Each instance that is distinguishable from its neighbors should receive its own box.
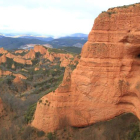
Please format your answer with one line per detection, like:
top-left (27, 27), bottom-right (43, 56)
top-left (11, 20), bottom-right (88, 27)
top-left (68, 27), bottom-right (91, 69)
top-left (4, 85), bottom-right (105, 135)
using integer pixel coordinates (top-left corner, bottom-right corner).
top-left (60, 58), bottom-right (70, 67)
top-left (0, 69), bottom-right (12, 77)
top-left (33, 45), bottom-right (73, 64)
top-left (32, 3), bottom-right (140, 132)
top-left (13, 76), bottom-right (23, 84)
top-left (12, 64), bottom-right (15, 69)
top-left (13, 74), bottom-right (27, 80)
top-left (0, 48), bottom-right (8, 54)
top-left (53, 53), bottom-right (73, 60)
top-left (44, 50), bottom-right (55, 62)
top-left (32, 67), bottom-right (72, 131)
top-left (34, 67), bottom-right (40, 71)
top-left (0, 55), bottom-right (7, 64)
top-left (0, 69), bottom-right (27, 81)
top-left (6, 52), bottom-right (32, 65)
top-left (34, 45), bottom-right (48, 54)
top-left (13, 58), bottom-right (32, 65)
top-left (6, 53), bottom-right (16, 59)
top-left (24, 49), bottom-right (36, 60)
top-left (15, 49), bottom-right (28, 54)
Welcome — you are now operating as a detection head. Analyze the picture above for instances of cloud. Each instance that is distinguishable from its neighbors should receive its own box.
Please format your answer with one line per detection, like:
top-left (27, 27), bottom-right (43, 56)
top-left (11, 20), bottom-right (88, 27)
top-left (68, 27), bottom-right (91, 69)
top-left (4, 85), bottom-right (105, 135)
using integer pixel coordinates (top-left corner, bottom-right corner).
top-left (0, 6), bottom-right (94, 36)
top-left (0, 0), bottom-right (140, 36)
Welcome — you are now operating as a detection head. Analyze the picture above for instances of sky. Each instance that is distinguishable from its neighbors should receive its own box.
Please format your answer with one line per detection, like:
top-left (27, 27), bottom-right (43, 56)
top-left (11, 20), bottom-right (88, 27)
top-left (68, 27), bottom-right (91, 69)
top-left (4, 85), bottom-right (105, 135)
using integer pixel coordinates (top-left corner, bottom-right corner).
top-left (0, 0), bottom-right (140, 37)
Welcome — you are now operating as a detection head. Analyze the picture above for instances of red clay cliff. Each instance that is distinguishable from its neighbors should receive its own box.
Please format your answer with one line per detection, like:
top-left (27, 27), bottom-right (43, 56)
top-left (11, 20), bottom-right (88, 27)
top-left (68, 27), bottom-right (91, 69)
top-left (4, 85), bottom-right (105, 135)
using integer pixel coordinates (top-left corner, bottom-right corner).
top-left (32, 3), bottom-right (140, 132)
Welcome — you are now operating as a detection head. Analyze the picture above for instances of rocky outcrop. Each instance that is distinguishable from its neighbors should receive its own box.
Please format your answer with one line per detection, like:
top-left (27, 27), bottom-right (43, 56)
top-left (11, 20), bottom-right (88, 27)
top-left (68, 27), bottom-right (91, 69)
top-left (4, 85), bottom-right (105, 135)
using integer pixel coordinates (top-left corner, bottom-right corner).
top-left (13, 74), bottom-right (27, 80)
top-left (53, 53), bottom-right (73, 60)
top-left (34, 45), bottom-right (48, 54)
top-left (12, 64), bottom-right (15, 69)
top-left (43, 47), bottom-right (73, 64)
top-left (6, 53), bottom-right (16, 59)
top-left (6, 52), bottom-right (32, 65)
top-left (60, 58), bottom-right (70, 67)
top-left (44, 50), bottom-right (55, 62)
top-left (24, 49), bottom-right (36, 60)
top-left (15, 49), bottom-right (28, 54)
top-left (0, 48), bottom-right (8, 54)
top-left (0, 69), bottom-right (27, 80)
top-left (13, 73), bottom-right (27, 84)
top-left (13, 58), bottom-right (32, 65)
top-left (13, 76), bottom-right (23, 84)
top-left (0, 69), bottom-right (12, 77)
top-left (34, 67), bottom-right (40, 71)
top-left (33, 3), bottom-right (140, 132)
top-left (0, 55), bottom-right (7, 64)
top-left (32, 67), bottom-right (72, 131)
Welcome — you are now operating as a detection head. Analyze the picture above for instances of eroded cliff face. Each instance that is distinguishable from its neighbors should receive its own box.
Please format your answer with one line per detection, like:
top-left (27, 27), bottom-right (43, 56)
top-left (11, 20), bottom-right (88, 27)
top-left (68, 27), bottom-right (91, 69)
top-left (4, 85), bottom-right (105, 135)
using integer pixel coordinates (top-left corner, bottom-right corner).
top-left (32, 4), bottom-right (140, 132)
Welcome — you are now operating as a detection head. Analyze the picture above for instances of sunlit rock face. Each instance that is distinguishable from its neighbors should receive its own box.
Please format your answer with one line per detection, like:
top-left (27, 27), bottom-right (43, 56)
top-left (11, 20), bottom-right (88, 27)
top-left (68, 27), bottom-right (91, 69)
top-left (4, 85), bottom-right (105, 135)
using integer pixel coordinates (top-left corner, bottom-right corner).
top-left (32, 3), bottom-right (140, 132)
top-left (34, 45), bottom-right (48, 54)
top-left (23, 49), bottom-right (36, 60)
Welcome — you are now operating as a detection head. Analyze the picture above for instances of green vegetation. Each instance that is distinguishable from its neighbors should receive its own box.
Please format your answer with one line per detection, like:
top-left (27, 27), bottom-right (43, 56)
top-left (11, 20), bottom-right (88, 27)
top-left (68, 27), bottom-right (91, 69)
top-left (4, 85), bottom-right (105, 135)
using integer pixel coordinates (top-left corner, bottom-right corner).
top-left (0, 75), bottom-right (15, 84)
top-left (21, 126), bottom-right (45, 139)
top-left (0, 57), bottom-right (31, 70)
top-left (108, 3), bottom-right (139, 10)
top-left (128, 123), bottom-right (140, 140)
top-left (48, 48), bottom-right (67, 54)
top-left (48, 37), bottom-right (87, 48)
top-left (60, 47), bottom-right (81, 54)
top-left (101, 11), bottom-right (116, 16)
top-left (35, 52), bottom-right (41, 58)
top-left (37, 130), bottom-right (45, 137)
top-left (68, 64), bottom-right (76, 71)
top-left (2, 57), bottom-right (14, 69)
top-left (47, 132), bottom-right (56, 140)
top-left (32, 58), bottom-right (39, 65)
top-left (24, 103), bottom-right (37, 123)
top-left (14, 51), bottom-right (28, 56)
top-left (107, 11), bottom-right (116, 16)
top-left (0, 47), bottom-right (71, 140)
top-left (0, 37), bottom-right (48, 50)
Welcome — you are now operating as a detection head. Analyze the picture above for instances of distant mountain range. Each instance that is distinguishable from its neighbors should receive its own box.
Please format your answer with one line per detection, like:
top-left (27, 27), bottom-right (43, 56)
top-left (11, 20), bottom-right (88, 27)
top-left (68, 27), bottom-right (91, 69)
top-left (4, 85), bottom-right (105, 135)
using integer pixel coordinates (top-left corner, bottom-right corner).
top-left (47, 37), bottom-right (87, 48)
top-left (18, 36), bottom-right (54, 42)
top-left (0, 33), bottom-right (88, 50)
top-left (67, 33), bottom-right (88, 38)
top-left (0, 37), bottom-right (47, 50)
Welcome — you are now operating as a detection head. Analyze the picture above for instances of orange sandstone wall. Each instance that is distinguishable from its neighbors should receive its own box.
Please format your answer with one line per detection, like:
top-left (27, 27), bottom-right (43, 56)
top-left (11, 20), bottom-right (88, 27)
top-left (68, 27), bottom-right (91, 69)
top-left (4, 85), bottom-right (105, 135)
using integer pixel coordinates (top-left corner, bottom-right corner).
top-left (32, 3), bottom-right (140, 132)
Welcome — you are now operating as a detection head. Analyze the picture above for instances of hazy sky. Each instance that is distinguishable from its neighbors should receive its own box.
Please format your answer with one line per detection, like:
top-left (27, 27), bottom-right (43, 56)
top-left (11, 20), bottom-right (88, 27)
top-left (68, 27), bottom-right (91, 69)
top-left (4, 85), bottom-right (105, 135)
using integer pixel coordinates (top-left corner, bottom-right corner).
top-left (0, 0), bottom-right (139, 36)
